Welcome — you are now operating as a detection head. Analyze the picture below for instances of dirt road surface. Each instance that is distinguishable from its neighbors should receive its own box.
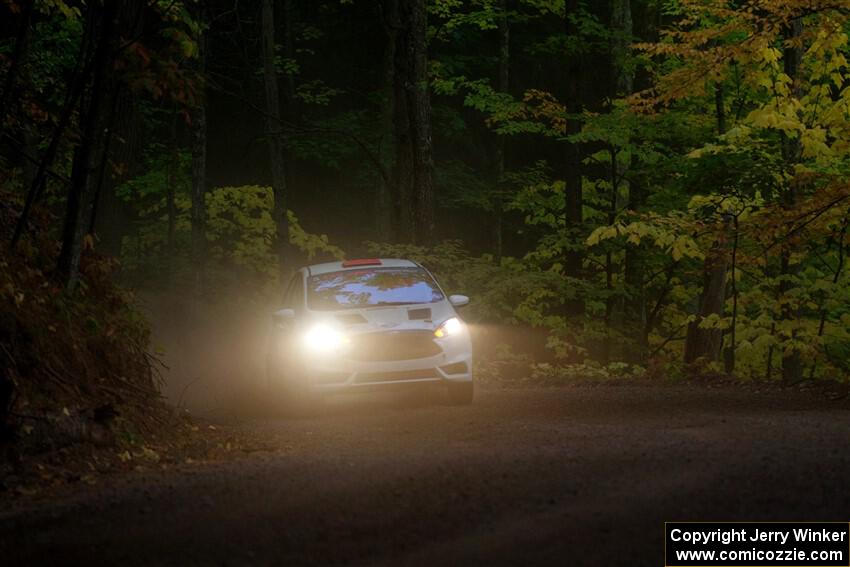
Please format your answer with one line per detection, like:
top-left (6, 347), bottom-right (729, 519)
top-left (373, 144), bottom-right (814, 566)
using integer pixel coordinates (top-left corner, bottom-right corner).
top-left (2, 385), bottom-right (849, 566)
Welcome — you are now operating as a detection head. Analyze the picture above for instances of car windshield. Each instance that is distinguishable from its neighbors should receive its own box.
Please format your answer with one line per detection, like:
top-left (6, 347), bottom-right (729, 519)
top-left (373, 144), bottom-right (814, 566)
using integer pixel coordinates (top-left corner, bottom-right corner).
top-left (307, 267), bottom-right (444, 311)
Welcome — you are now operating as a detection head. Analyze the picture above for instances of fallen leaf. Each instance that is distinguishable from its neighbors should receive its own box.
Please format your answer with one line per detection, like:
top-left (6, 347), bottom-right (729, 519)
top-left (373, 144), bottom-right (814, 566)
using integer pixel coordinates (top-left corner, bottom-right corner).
top-left (141, 447), bottom-right (160, 462)
top-left (16, 485), bottom-right (37, 496)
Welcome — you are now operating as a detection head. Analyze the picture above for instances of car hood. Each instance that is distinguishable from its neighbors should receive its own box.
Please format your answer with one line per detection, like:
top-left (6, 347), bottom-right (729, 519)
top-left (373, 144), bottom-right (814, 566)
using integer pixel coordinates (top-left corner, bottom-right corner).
top-left (312, 302), bottom-right (455, 334)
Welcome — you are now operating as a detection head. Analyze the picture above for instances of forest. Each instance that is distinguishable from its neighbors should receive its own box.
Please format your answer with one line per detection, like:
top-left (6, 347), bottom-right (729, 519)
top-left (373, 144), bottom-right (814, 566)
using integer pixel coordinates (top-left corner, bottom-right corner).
top-left (3, 0), bottom-right (850, 437)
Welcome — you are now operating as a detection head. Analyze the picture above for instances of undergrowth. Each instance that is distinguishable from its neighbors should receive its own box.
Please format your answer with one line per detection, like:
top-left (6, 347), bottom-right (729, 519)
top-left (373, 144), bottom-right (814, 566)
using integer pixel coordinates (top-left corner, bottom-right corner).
top-left (0, 192), bottom-right (164, 457)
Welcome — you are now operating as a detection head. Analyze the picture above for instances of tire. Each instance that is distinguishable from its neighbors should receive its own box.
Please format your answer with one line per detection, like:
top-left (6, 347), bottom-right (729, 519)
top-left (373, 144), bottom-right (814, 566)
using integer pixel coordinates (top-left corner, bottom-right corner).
top-left (446, 380), bottom-right (474, 405)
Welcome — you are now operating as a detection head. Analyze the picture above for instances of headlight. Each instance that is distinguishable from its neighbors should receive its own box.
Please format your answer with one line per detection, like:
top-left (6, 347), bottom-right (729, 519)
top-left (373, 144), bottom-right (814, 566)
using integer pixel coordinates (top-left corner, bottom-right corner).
top-left (302, 324), bottom-right (346, 352)
top-left (434, 317), bottom-right (463, 338)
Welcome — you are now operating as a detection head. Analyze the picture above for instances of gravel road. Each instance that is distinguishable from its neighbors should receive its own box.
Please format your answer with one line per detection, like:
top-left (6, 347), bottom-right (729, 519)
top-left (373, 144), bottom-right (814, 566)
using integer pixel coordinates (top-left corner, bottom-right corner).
top-left (2, 384), bottom-right (850, 566)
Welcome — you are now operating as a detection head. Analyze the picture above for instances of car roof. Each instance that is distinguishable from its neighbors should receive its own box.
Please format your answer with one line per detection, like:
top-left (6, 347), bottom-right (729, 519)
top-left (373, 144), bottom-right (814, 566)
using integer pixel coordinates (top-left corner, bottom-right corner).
top-left (305, 258), bottom-right (420, 276)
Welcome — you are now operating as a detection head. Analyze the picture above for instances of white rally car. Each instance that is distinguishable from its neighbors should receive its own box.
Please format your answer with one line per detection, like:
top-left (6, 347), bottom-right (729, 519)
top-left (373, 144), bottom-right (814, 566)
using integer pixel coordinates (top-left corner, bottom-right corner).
top-left (266, 258), bottom-right (474, 405)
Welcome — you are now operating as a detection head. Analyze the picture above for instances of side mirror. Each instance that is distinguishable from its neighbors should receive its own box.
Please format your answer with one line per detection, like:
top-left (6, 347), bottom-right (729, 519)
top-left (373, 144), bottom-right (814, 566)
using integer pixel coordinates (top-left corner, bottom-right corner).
top-left (449, 294), bottom-right (469, 307)
top-left (272, 308), bottom-right (296, 327)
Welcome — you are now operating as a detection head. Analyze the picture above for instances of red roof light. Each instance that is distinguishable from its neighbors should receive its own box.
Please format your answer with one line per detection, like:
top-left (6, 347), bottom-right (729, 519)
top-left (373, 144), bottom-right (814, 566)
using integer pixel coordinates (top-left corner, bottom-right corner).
top-left (341, 258), bottom-right (382, 268)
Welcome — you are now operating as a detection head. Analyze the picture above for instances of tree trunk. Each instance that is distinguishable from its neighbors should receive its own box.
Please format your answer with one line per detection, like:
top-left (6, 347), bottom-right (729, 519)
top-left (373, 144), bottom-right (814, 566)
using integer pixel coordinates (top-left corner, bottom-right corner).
top-left (603, 146), bottom-right (624, 363)
top-left (683, 46), bottom-right (733, 369)
top-left (624, 0), bottom-right (655, 362)
top-left (91, 87), bottom-right (138, 256)
top-left (779, 18), bottom-right (803, 383)
top-left (809, 217), bottom-right (848, 379)
top-left (683, 223), bottom-right (730, 365)
top-left (11, 9), bottom-right (98, 249)
top-left (714, 84), bottom-right (726, 135)
top-left (0, 0), bottom-right (33, 139)
top-left (191, 7), bottom-right (208, 294)
top-left (608, 0), bottom-right (632, 360)
top-left (387, 0), bottom-right (434, 245)
top-left (377, 0), bottom-right (399, 242)
top-left (723, 215), bottom-right (739, 373)
top-left (88, 2), bottom-right (144, 257)
top-left (403, 0), bottom-right (435, 246)
top-left (280, 0), bottom-right (300, 265)
top-left (492, 0), bottom-right (510, 263)
top-left (610, 0), bottom-right (632, 96)
top-left (261, 0), bottom-right (291, 280)
top-left (391, 0), bottom-right (414, 243)
top-left (86, 84), bottom-right (122, 238)
top-left (563, 0), bottom-right (584, 315)
top-left (21, 125), bottom-right (38, 189)
top-left (623, 177), bottom-right (646, 361)
top-left (57, 1), bottom-right (121, 292)
top-left (165, 107), bottom-right (178, 275)
top-left (17, 6), bottom-right (37, 192)
top-left (391, 76), bottom-right (413, 241)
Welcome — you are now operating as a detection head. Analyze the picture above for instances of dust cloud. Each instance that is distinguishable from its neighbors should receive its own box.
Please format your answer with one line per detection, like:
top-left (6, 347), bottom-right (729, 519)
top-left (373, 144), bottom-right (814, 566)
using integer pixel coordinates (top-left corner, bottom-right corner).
top-left (140, 290), bottom-right (274, 415)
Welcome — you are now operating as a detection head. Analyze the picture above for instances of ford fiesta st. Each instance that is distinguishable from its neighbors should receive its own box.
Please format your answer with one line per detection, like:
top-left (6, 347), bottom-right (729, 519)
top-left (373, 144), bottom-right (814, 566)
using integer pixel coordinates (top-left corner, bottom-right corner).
top-left (266, 258), bottom-right (474, 405)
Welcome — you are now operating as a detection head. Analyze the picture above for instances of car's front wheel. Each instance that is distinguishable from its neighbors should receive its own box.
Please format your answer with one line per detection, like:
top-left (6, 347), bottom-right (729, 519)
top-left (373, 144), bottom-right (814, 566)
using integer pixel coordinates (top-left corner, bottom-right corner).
top-left (446, 380), bottom-right (474, 405)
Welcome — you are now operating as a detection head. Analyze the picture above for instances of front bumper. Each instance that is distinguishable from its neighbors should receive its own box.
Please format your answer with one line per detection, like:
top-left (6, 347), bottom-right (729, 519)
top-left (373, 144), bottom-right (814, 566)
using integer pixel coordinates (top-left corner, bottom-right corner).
top-left (290, 329), bottom-right (473, 392)
top-left (307, 350), bottom-right (473, 392)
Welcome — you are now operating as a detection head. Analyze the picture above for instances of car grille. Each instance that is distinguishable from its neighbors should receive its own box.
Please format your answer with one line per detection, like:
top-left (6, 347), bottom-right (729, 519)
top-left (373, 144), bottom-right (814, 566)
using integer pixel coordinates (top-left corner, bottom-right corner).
top-left (347, 330), bottom-right (441, 362)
